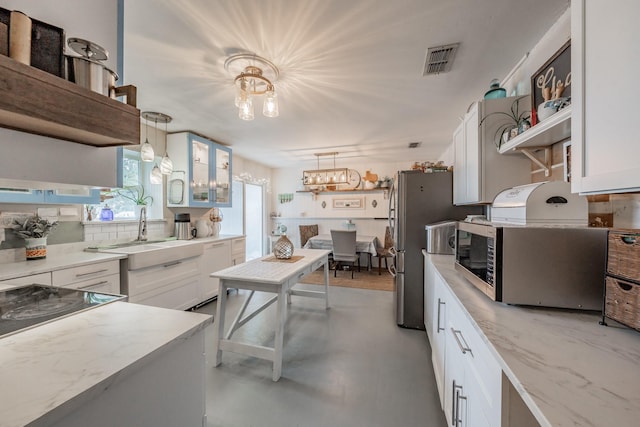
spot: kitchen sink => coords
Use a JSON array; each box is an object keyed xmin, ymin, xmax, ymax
[{"xmin": 88, "ymin": 239, "xmax": 204, "ymax": 270}]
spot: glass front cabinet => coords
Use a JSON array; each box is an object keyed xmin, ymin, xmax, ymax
[{"xmin": 166, "ymin": 132, "xmax": 232, "ymax": 208}]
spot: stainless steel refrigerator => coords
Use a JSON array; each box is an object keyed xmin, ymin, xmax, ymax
[{"xmin": 389, "ymin": 170, "xmax": 482, "ymax": 329}]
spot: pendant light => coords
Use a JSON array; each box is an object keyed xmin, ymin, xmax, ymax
[
  {"xmin": 150, "ymin": 122, "xmax": 162, "ymax": 184},
  {"xmin": 140, "ymin": 115, "xmax": 154, "ymax": 162},
  {"xmin": 159, "ymin": 116, "xmax": 173, "ymax": 174}
]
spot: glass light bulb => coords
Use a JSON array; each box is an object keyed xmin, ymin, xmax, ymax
[
  {"xmin": 140, "ymin": 139, "xmax": 154, "ymax": 162},
  {"xmin": 239, "ymin": 97, "xmax": 254, "ymax": 121},
  {"xmin": 160, "ymin": 153, "xmax": 173, "ymax": 174},
  {"xmin": 235, "ymin": 78, "xmax": 248, "ymax": 107},
  {"xmin": 262, "ymin": 88, "xmax": 279, "ymax": 117},
  {"xmin": 150, "ymin": 164, "xmax": 162, "ymax": 184}
]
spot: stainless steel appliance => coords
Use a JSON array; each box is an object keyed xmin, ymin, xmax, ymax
[
  {"xmin": 174, "ymin": 213, "xmax": 194, "ymax": 240},
  {"xmin": 455, "ymin": 220, "xmax": 607, "ymax": 309},
  {"xmin": 425, "ymin": 221, "xmax": 457, "ymax": 255},
  {"xmin": 0, "ymin": 284, "xmax": 125, "ymax": 338},
  {"xmin": 389, "ymin": 170, "xmax": 482, "ymax": 329}
]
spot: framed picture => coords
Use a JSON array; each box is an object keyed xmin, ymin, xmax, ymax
[
  {"xmin": 332, "ymin": 197, "xmax": 363, "ymax": 209},
  {"xmin": 530, "ymin": 40, "xmax": 571, "ymax": 125}
]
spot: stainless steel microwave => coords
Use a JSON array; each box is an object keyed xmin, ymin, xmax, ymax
[{"xmin": 454, "ymin": 221, "xmax": 607, "ymax": 310}]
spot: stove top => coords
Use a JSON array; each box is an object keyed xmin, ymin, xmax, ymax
[{"xmin": 0, "ymin": 284, "xmax": 126, "ymax": 338}]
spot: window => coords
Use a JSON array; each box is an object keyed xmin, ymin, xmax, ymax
[{"xmin": 87, "ymin": 149, "xmax": 163, "ymax": 220}]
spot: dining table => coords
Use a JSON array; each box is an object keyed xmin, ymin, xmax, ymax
[
  {"xmin": 211, "ymin": 249, "xmax": 330, "ymax": 381},
  {"xmin": 302, "ymin": 233, "xmax": 380, "ymax": 270}
]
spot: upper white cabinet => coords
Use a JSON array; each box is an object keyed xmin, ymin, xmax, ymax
[
  {"xmin": 166, "ymin": 132, "xmax": 232, "ymax": 208},
  {"xmin": 571, "ymin": 0, "xmax": 640, "ymax": 194},
  {"xmin": 453, "ymin": 98, "xmax": 530, "ymax": 205}
]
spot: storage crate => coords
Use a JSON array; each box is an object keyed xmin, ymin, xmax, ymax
[
  {"xmin": 604, "ymin": 276, "xmax": 640, "ymax": 331},
  {"xmin": 607, "ymin": 230, "xmax": 640, "ymax": 282}
]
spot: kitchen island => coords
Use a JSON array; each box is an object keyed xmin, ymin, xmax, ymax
[
  {"xmin": 426, "ymin": 253, "xmax": 640, "ymax": 427},
  {"xmin": 0, "ymin": 301, "xmax": 212, "ymax": 427}
]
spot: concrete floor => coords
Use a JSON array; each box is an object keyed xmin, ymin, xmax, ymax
[{"xmin": 197, "ymin": 284, "xmax": 447, "ymax": 427}]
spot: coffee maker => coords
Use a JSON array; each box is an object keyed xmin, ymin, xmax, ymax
[{"xmin": 174, "ymin": 213, "xmax": 195, "ymax": 240}]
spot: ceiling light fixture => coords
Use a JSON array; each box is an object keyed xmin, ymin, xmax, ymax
[
  {"xmin": 142, "ymin": 111, "xmax": 173, "ymax": 175},
  {"xmin": 224, "ymin": 53, "xmax": 279, "ymax": 121},
  {"xmin": 302, "ymin": 152, "xmax": 348, "ymax": 186},
  {"xmin": 140, "ymin": 114, "xmax": 154, "ymax": 162}
]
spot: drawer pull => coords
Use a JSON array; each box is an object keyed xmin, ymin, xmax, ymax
[
  {"xmin": 75, "ymin": 268, "xmax": 108, "ymax": 278},
  {"xmin": 163, "ymin": 261, "xmax": 182, "ymax": 268},
  {"xmin": 620, "ymin": 235, "xmax": 637, "ymax": 244},
  {"xmin": 437, "ymin": 299, "xmax": 445, "ymax": 332},
  {"xmin": 207, "ymin": 243, "xmax": 225, "ymax": 248},
  {"xmin": 78, "ymin": 280, "xmax": 109, "ymax": 290},
  {"xmin": 451, "ymin": 328, "xmax": 473, "ymax": 355},
  {"xmin": 615, "ymin": 280, "xmax": 634, "ymax": 292}
]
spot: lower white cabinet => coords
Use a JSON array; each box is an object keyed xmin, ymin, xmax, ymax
[
  {"xmin": 52, "ymin": 260, "xmax": 120, "ymax": 294},
  {"xmin": 126, "ymin": 257, "xmax": 200, "ymax": 310},
  {"xmin": 199, "ymin": 240, "xmax": 232, "ymax": 302},
  {"xmin": 0, "ymin": 272, "xmax": 52, "ymax": 290},
  {"xmin": 231, "ymin": 237, "xmax": 246, "ymax": 265},
  {"xmin": 425, "ymin": 255, "xmax": 502, "ymax": 427}
]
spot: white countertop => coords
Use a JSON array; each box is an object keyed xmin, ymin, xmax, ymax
[
  {"xmin": 428, "ymin": 253, "xmax": 640, "ymax": 427},
  {"xmin": 0, "ymin": 301, "xmax": 212, "ymax": 427}
]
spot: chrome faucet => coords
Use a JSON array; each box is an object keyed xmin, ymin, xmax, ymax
[{"xmin": 136, "ymin": 205, "xmax": 148, "ymax": 241}]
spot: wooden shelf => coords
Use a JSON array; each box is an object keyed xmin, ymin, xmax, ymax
[
  {"xmin": 0, "ymin": 54, "xmax": 140, "ymax": 147},
  {"xmin": 296, "ymin": 188, "xmax": 389, "ymax": 194},
  {"xmin": 498, "ymin": 106, "xmax": 571, "ymax": 154}
]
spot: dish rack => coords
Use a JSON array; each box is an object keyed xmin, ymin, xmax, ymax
[{"xmin": 602, "ymin": 229, "xmax": 640, "ymax": 332}]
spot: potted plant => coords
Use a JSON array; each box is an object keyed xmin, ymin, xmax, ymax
[
  {"xmin": 11, "ymin": 215, "xmax": 58, "ymax": 260},
  {"xmin": 479, "ymin": 95, "xmax": 530, "ymax": 149},
  {"xmin": 113, "ymin": 185, "xmax": 153, "ymax": 218}
]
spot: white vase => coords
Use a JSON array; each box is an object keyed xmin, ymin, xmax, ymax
[
  {"xmin": 24, "ymin": 237, "xmax": 47, "ymax": 260},
  {"xmin": 135, "ymin": 205, "xmax": 146, "ymax": 219}
]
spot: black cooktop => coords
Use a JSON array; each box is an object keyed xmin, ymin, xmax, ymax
[{"xmin": 0, "ymin": 284, "xmax": 125, "ymax": 338}]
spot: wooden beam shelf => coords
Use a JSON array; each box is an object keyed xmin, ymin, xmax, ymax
[{"xmin": 0, "ymin": 54, "xmax": 140, "ymax": 147}]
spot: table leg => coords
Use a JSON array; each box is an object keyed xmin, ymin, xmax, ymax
[
  {"xmin": 324, "ymin": 260, "xmax": 330, "ymax": 309},
  {"xmin": 213, "ymin": 281, "xmax": 227, "ymax": 367},
  {"xmin": 273, "ymin": 285, "xmax": 287, "ymax": 381}
]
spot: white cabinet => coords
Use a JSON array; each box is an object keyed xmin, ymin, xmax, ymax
[
  {"xmin": 126, "ymin": 257, "xmax": 200, "ymax": 310},
  {"xmin": 199, "ymin": 240, "xmax": 232, "ymax": 302},
  {"xmin": 0, "ymin": 272, "xmax": 52, "ymax": 290},
  {"xmin": 571, "ymin": 0, "xmax": 640, "ymax": 194},
  {"xmin": 453, "ymin": 98, "xmax": 530, "ymax": 205},
  {"xmin": 231, "ymin": 236, "xmax": 246, "ymax": 265},
  {"xmin": 425, "ymin": 254, "xmax": 502, "ymax": 427},
  {"xmin": 166, "ymin": 132, "xmax": 232, "ymax": 208},
  {"xmin": 52, "ymin": 260, "xmax": 120, "ymax": 294}
]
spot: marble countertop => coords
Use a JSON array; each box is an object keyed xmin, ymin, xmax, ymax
[
  {"xmin": 428, "ymin": 253, "xmax": 640, "ymax": 427},
  {"xmin": 0, "ymin": 251, "xmax": 127, "ymax": 282},
  {"xmin": 0, "ymin": 301, "xmax": 212, "ymax": 427}
]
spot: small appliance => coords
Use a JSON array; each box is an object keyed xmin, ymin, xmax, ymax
[
  {"xmin": 174, "ymin": 213, "xmax": 195, "ymax": 240},
  {"xmin": 425, "ymin": 221, "xmax": 457, "ymax": 255}
]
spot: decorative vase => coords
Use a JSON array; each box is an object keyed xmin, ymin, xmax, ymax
[
  {"xmin": 24, "ymin": 237, "xmax": 47, "ymax": 260},
  {"xmin": 273, "ymin": 234, "xmax": 294, "ymax": 259}
]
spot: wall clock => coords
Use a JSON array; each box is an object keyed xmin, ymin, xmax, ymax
[{"xmin": 346, "ymin": 169, "xmax": 361, "ymax": 190}]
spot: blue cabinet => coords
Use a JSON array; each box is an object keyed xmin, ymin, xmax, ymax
[
  {"xmin": 0, "ymin": 188, "xmax": 100, "ymax": 204},
  {"xmin": 166, "ymin": 132, "xmax": 232, "ymax": 208}
]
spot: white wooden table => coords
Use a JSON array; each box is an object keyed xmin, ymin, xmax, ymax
[
  {"xmin": 211, "ymin": 249, "xmax": 330, "ymax": 381},
  {"xmin": 303, "ymin": 234, "xmax": 380, "ymax": 270}
]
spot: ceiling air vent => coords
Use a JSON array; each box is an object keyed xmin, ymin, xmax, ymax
[
  {"xmin": 423, "ymin": 43, "xmax": 460, "ymax": 76},
  {"xmin": 408, "ymin": 142, "xmax": 422, "ymax": 149}
]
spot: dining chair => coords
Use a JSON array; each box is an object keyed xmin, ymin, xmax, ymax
[
  {"xmin": 299, "ymin": 224, "xmax": 319, "ymax": 248},
  {"xmin": 373, "ymin": 226, "xmax": 394, "ymax": 275},
  {"xmin": 330, "ymin": 229, "xmax": 360, "ymax": 278}
]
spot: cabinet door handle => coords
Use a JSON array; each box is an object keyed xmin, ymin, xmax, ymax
[
  {"xmin": 163, "ymin": 261, "xmax": 182, "ymax": 268},
  {"xmin": 455, "ymin": 385, "xmax": 466, "ymax": 427},
  {"xmin": 437, "ymin": 299, "xmax": 445, "ymax": 332},
  {"xmin": 207, "ymin": 243, "xmax": 225, "ymax": 248},
  {"xmin": 75, "ymin": 268, "xmax": 108, "ymax": 278},
  {"xmin": 452, "ymin": 381, "xmax": 463, "ymax": 426},
  {"xmin": 78, "ymin": 280, "xmax": 109, "ymax": 290},
  {"xmin": 451, "ymin": 328, "xmax": 473, "ymax": 355}
]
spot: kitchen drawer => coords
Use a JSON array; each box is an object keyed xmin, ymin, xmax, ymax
[
  {"xmin": 129, "ymin": 274, "xmax": 200, "ymax": 311},
  {"xmin": 60, "ymin": 273, "xmax": 120, "ymax": 294},
  {"xmin": 52, "ymin": 260, "xmax": 120, "ymax": 287},
  {"xmin": 607, "ymin": 230, "xmax": 640, "ymax": 282},
  {"xmin": 127, "ymin": 258, "xmax": 199, "ymax": 298},
  {"xmin": 0, "ymin": 272, "xmax": 52, "ymax": 288},
  {"xmin": 605, "ymin": 276, "xmax": 640, "ymax": 331},
  {"xmin": 231, "ymin": 237, "xmax": 246, "ymax": 256}
]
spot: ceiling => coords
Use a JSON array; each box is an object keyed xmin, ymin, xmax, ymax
[{"xmin": 122, "ymin": 0, "xmax": 569, "ymax": 169}]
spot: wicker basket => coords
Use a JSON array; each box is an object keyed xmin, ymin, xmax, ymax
[
  {"xmin": 607, "ymin": 230, "xmax": 640, "ymax": 282},
  {"xmin": 604, "ymin": 276, "xmax": 640, "ymax": 331}
]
